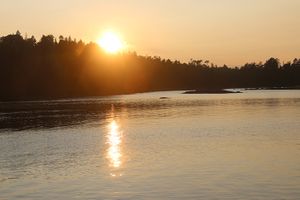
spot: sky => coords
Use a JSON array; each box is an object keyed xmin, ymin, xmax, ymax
[{"xmin": 1, "ymin": 0, "xmax": 299, "ymax": 66}]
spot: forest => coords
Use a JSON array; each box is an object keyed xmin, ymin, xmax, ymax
[{"xmin": 0, "ymin": 32, "xmax": 299, "ymax": 101}]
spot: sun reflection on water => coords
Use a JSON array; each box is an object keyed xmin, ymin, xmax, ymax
[
  {"xmin": 107, "ymin": 120, "xmax": 122, "ymax": 168},
  {"xmin": 106, "ymin": 114, "xmax": 124, "ymax": 177}
]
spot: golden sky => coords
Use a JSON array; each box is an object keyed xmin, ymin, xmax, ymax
[{"xmin": 1, "ymin": 0, "xmax": 299, "ymax": 66}]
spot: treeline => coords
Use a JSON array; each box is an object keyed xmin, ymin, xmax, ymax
[{"xmin": 0, "ymin": 31, "xmax": 299, "ymax": 101}]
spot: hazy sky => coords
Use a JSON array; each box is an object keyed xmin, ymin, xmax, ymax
[{"xmin": 1, "ymin": 0, "xmax": 299, "ymax": 66}]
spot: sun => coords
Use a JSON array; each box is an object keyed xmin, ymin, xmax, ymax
[{"xmin": 97, "ymin": 31, "xmax": 124, "ymax": 54}]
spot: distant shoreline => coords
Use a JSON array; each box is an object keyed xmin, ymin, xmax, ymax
[
  {"xmin": 182, "ymin": 86, "xmax": 300, "ymax": 94},
  {"xmin": 245, "ymin": 86, "xmax": 300, "ymax": 90},
  {"xmin": 1, "ymin": 87, "xmax": 300, "ymax": 102},
  {"xmin": 183, "ymin": 89, "xmax": 241, "ymax": 94}
]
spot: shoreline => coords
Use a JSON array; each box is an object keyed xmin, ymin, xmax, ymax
[
  {"xmin": 1, "ymin": 87, "xmax": 300, "ymax": 102},
  {"xmin": 183, "ymin": 89, "xmax": 241, "ymax": 94},
  {"xmin": 245, "ymin": 86, "xmax": 300, "ymax": 90}
]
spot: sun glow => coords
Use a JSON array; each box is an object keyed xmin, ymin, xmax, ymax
[{"xmin": 97, "ymin": 31, "xmax": 124, "ymax": 53}]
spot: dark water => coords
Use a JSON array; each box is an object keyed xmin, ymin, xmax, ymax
[{"xmin": 0, "ymin": 90, "xmax": 300, "ymax": 199}]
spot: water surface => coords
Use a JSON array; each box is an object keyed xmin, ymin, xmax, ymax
[{"xmin": 0, "ymin": 90, "xmax": 300, "ymax": 199}]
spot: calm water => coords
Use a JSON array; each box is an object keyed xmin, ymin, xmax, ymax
[{"xmin": 0, "ymin": 90, "xmax": 300, "ymax": 200}]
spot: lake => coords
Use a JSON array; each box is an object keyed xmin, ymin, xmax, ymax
[{"xmin": 0, "ymin": 90, "xmax": 300, "ymax": 200}]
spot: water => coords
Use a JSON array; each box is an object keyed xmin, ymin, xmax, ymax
[{"xmin": 0, "ymin": 90, "xmax": 300, "ymax": 199}]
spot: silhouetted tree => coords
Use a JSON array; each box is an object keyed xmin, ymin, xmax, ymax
[{"xmin": 0, "ymin": 32, "xmax": 299, "ymax": 101}]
